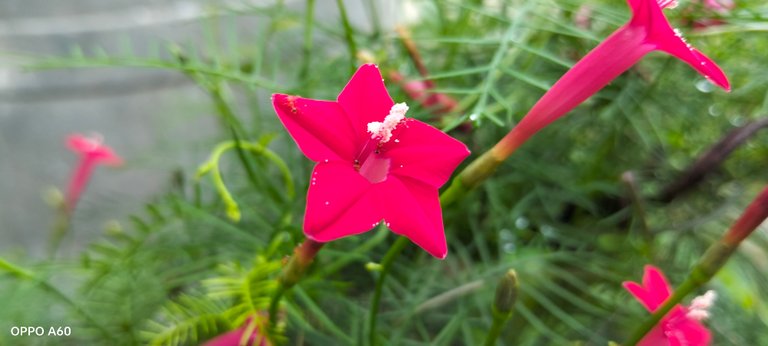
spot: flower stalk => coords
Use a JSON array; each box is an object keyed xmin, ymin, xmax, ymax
[
  {"xmin": 368, "ymin": 236, "xmax": 409, "ymax": 346},
  {"xmin": 626, "ymin": 187, "xmax": 768, "ymax": 345},
  {"xmin": 268, "ymin": 239, "xmax": 325, "ymax": 328},
  {"xmin": 484, "ymin": 270, "xmax": 519, "ymax": 346}
]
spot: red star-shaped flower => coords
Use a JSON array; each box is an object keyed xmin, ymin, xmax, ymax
[
  {"xmin": 624, "ymin": 265, "xmax": 713, "ymax": 346},
  {"xmin": 272, "ymin": 64, "xmax": 469, "ymax": 258}
]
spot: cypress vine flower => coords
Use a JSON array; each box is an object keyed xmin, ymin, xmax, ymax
[
  {"xmin": 623, "ymin": 265, "xmax": 714, "ymax": 346},
  {"xmin": 492, "ymin": 0, "xmax": 730, "ymax": 160},
  {"xmin": 64, "ymin": 133, "xmax": 122, "ymax": 213},
  {"xmin": 272, "ymin": 64, "xmax": 469, "ymax": 259}
]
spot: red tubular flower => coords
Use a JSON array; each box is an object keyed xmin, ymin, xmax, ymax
[
  {"xmin": 272, "ymin": 64, "xmax": 470, "ymax": 259},
  {"xmin": 492, "ymin": 0, "xmax": 730, "ymax": 159},
  {"xmin": 65, "ymin": 133, "xmax": 122, "ymax": 213},
  {"xmin": 623, "ymin": 265, "xmax": 713, "ymax": 346}
]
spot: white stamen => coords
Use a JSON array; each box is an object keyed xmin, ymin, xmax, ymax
[
  {"xmin": 687, "ymin": 290, "xmax": 717, "ymax": 321},
  {"xmin": 367, "ymin": 103, "xmax": 409, "ymax": 143}
]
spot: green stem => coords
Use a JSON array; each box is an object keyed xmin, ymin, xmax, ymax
[
  {"xmin": 368, "ymin": 236, "xmax": 409, "ymax": 346},
  {"xmin": 47, "ymin": 208, "xmax": 71, "ymax": 259},
  {"xmin": 621, "ymin": 171, "xmax": 652, "ymax": 255},
  {"xmin": 209, "ymin": 84, "xmax": 262, "ymax": 192},
  {"xmin": 268, "ymin": 285, "xmax": 287, "ymax": 327},
  {"xmin": 299, "ymin": 0, "xmax": 316, "ymax": 81},
  {"xmin": 483, "ymin": 312, "xmax": 511, "ymax": 346},
  {"xmin": 199, "ymin": 141, "xmax": 295, "ymax": 196},
  {"xmin": 0, "ymin": 258, "xmax": 34, "ymax": 279},
  {"xmin": 365, "ymin": 0, "xmax": 382, "ymax": 39},
  {"xmin": 196, "ymin": 140, "xmax": 295, "ymax": 222},
  {"xmin": 625, "ymin": 242, "xmax": 736, "ymax": 345},
  {"xmin": 335, "ymin": 0, "xmax": 358, "ymax": 74},
  {"xmin": 268, "ymin": 240, "xmax": 325, "ymax": 331}
]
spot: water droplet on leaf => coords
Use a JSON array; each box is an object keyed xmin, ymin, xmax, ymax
[
  {"xmin": 515, "ymin": 217, "xmax": 529, "ymax": 229},
  {"xmin": 695, "ymin": 79, "xmax": 715, "ymax": 93}
]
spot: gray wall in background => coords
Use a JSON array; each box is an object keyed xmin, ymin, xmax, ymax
[{"xmin": 0, "ymin": 0, "xmax": 398, "ymax": 257}]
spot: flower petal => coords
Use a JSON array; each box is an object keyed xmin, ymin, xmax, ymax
[
  {"xmin": 623, "ymin": 265, "xmax": 672, "ymax": 312},
  {"xmin": 67, "ymin": 134, "xmax": 99, "ymax": 153},
  {"xmin": 670, "ymin": 317, "xmax": 712, "ymax": 346},
  {"xmin": 303, "ymin": 161, "xmax": 382, "ymax": 241},
  {"xmin": 658, "ymin": 44, "xmax": 730, "ymax": 91},
  {"xmin": 630, "ymin": 0, "xmax": 730, "ymax": 90},
  {"xmin": 638, "ymin": 323, "xmax": 669, "ymax": 346},
  {"xmin": 337, "ymin": 64, "xmax": 395, "ymax": 142},
  {"xmin": 386, "ymin": 120, "xmax": 470, "ymax": 188},
  {"xmin": 642, "ymin": 265, "xmax": 672, "ymax": 312},
  {"xmin": 273, "ymin": 94, "xmax": 358, "ymax": 162},
  {"xmin": 66, "ymin": 134, "xmax": 123, "ymax": 166},
  {"xmin": 381, "ymin": 176, "xmax": 447, "ymax": 259}
]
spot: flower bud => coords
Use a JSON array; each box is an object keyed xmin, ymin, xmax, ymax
[{"xmin": 493, "ymin": 269, "xmax": 519, "ymax": 315}]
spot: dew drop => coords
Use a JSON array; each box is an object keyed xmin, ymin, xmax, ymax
[
  {"xmin": 399, "ymin": 164, "xmax": 404, "ymax": 168},
  {"xmin": 324, "ymin": 201, "xmax": 330, "ymax": 206},
  {"xmin": 515, "ymin": 217, "xmax": 530, "ymax": 229},
  {"xmin": 499, "ymin": 228, "xmax": 514, "ymax": 241},
  {"xmin": 695, "ymin": 79, "xmax": 715, "ymax": 93},
  {"xmin": 708, "ymin": 105, "xmax": 721, "ymax": 117},
  {"xmin": 729, "ymin": 116, "xmax": 745, "ymax": 127},
  {"xmin": 468, "ymin": 113, "xmax": 479, "ymax": 121},
  {"xmin": 541, "ymin": 225, "xmax": 556, "ymax": 238},
  {"xmin": 324, "ymin": 159, "xmax": 329, "ymax": 163},
  {"xmin": 700, "ymin": 61, "xmax": 706, "ymax": 66},
  {"xmin": 394, "ymin": 139, "xmax": 400, "ymax": 143}
]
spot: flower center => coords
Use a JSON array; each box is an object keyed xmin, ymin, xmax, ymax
[
  {"xmin": 358, "ymin": 152, "xmax": 390, "ymax": 184},
  {"xmin": 354, "ymin": 103, "xmax": 409, "ymax": 183}
]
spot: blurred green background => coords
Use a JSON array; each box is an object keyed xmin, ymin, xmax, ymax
[{"xmin": 1, "ymin": 0, "xmax": 767, "ymax": 344}]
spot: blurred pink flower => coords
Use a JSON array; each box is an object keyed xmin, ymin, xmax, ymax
[
  {"xmin": 272, "ymin": 64, "xmax": 469, "ymax": 259},
  {"xmin": 689, "ymin": 0, "xmax": 734, "ymax": 29},
  {"xmin": 623, "ymin": 265, "xmax": 712, "ymax": 346},
  {"xmin": 701, "ymin": 0, "xmax": 734, "ymax": 12},
  {"xmin": 203, "ymin": 317, "xmax": 271, "ymax": 346},
  {"xmin": 492, "ymin": 0, "xmax": 730, "ymax": 159},
  {"xmin": 64, "ymin": 133, "xmax": 122, "ymax": 213},
  {"xmin": 389, "ymin": 71, "xmax": 458, "ymax": 115}
]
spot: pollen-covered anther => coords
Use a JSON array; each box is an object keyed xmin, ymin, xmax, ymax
[
  {"xmin": 367, "ymin": 102, "xmax": 409, "ymax": 144},
  {"xmin": 686, "ymin": 290, "xmax": 717, "ymax": 321}
]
